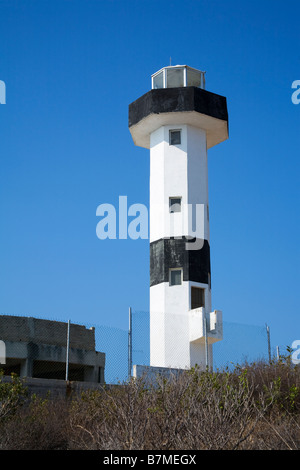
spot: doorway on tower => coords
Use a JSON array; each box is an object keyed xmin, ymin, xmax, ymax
[{"xmin": 191, "ymin": 287, "xmax": 205, "ymax": 309}]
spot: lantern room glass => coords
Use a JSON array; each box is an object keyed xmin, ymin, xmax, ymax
[
  {"xmin": 151, "ymin": 65, "xmax": 205, "ymax": 90},
  {"xmin": 187, "ymin": 68, "xmax": 202, "ymax": 87},
  {"xmin": 152, "ymin": 71, "xmax": 164, "ymax": 89},
  {"xmin": 166, "ymin": 67, "xmax": 184, "ymax": 88}
]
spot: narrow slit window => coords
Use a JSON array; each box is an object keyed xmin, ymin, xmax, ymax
[
  {"xmin": 169, "ymin": 197, "xmax": 182, "ymax": 213},
  {"xmin": 169, "ymin": 129, "xmax": 181, "ymax": 145},
  {"xmin": 191, "ymin": 287, "xmax": 205, "ymax": 309},
  {"xmin": 169, "ymin": 268, "xmax": 182, "ymax": 286}
]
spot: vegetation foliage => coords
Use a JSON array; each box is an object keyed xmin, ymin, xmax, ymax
[{"xmin": 0, "ymin": 355, "xmax": 299, "ymax": 450}]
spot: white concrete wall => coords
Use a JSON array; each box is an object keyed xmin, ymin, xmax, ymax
[
  {"xmin": 186, "ymin": 125, "xmax": 210, "ymax": 242},
  {"xmin": 150, "ymin": 281, "xmax": 191, "ymax": 369},
  {"xmin": 150, "ymin": 125, "xmax": 209, "ymax": 243},
  {"xmin": 150, "ymin": 125, "xmax": 188, "ymax": 242},
  {"xmin": 150, "ymin": 281, "xmax": 214, "ymax": 369},
  {"xmin": 149, "ymin": 124, "xmax": 215, "ymax": 370},
  {"xmin": 190, "ymin": 342, "xmax": 212, "ymax": 370}
]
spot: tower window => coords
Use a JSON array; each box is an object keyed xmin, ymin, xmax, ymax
[
  {"xmin": 169, "ymin": 129, "xmax": 181, "ymax": 145},
  {"xmin": 169, "ymin": 268, "xmax": 182, "ymax": 286},
  {"xmin": 191, "ymin": 287, "xmax": 205, "ymax": 309},
  {"xmin": 169, "ymin": 197, "xmax": 182, "ymax": 213}
]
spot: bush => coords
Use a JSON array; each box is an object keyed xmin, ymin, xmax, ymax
[
  {"xmin": 0, "ymin": 370, "xmax": 27, "ymax": 421},
  {"xmin": 1, "ymin": 395, "xmax": 69, "ymax": 450},
  {"xmin": 0, "ymin": 360, "xmax": 299, "ymax": 450}
]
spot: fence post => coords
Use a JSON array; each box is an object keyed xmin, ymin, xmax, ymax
[
  {"xmin": 204, "ymin": 311, "xmax": 208, "ymax": 369},
  {"xmin": 65, "ymin": 319, "xmax": 70, "ymax": 381},
  {"xmin": 266, "ymin": 324, "xmax": 271, "ymax": 363},
  {"xmin": 128, "ymin": 307, "xmax": 132, "ymax": 379}
]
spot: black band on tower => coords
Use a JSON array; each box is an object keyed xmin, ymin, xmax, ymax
[
  {"xmin": 129, "ymin": 86, "xmax": 228, "ymax": 128},
  {"xmin": 150, "ymin": 237, "xmax": 211, "ymax": 287}
]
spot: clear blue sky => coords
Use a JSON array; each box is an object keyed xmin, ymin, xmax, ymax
[{"xmin": 0, "ymin": 0, "xmax": 299, "ymax": 356}]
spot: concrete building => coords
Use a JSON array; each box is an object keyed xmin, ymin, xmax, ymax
[
  {"xmin": 0, "ymin": 315, "xmax": 105, "ymax": 383},
  {"xmin": 129, "ymin": 65, "xmax": 228, "ymax": 371}
]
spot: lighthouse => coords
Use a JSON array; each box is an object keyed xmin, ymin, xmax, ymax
[{"xmin": 129, "ymin": 65, "xmax": 228, "ymax": 371}]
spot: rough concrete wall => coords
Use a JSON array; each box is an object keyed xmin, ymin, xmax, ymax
[
  {"xmin": 3, "ymin": 376, "xmax": 107, "ymax": 397},
  {"xmin": 0, "ymin": 316, "xmax": 95, "ymax": 351}
]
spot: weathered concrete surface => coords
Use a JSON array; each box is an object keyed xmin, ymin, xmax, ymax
[
  {"xmin": 0, "ymin": 315, "xmax": 105, "ymax": 384},
  {"xmin": 2, "ymin": 375, "xmax": 109, "ymax": 398},
  {"xmin": 132, "ymin": 364, "xmax": 187, "ymax": 382},
  {"xmin": 0, "ymin": 315, "xmax": 95, "ymax": 350}
]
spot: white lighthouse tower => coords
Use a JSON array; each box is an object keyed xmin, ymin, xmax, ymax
[{"xmin": 129, "ymin": 65, "xmax": 228, "ymax": 371}]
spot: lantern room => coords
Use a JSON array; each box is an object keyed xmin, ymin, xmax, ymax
[{"xmin": 151, "ymin": 65, "xmax": 206, "ymax": 90}]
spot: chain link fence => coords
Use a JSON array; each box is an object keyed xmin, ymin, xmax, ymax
[
  {"xmin": 0, "ymin": 311, "xmax": 284, "ymax": 386},
  {"xmin": 130, "ymin": 310, "xmax": 270, "ymax": 375}
]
